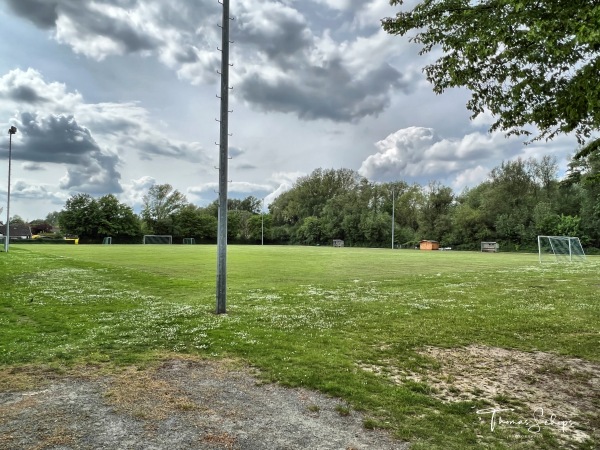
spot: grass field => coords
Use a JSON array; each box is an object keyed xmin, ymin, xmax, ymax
[{"xmin": 1, "ymin": 245, "xmax": 599, "ymax": 449}]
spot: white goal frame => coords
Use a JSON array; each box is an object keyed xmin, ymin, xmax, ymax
[
  {"xmin": 143, "ymin": 235, "xmax": 173, "ymax": 244},
  {"xmin": 183, "ymin": 238, "xmax": 196, "ymax": 245},
  {"xmin": 537, "ymin": 236, "xmax": 586, "ymax": 263},
  {"xmin": 102, "ymin": 237, "xmax": 112, "ymax": 245}
]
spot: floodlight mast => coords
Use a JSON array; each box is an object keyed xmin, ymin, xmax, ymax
[
  {"xmin": 391, "ymin": 188, "xmax": 395, "ymax": 249},
  {"xmin": 216, "ymin": 0, "xmax": 231, "ymax": 314},
  {"xmin": 4, "ymin": 126, "xmax": 17, "ymax": 253}
]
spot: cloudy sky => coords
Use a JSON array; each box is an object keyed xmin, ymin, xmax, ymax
[{"xmin": 0, "ymin": 0, "xmax": 579, "ymax": 222}]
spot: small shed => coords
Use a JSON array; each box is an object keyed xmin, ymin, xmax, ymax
[
  {"xmin": 481, "ymin": 242, "xmax": 500, "ymax": 252},
  {"xmin": 333, "ymin": 239, "xmax": 344, "ymax": 248},
  {"xmin": 419, "ymin": 240, "xmax": 439, "ymax": 251}
]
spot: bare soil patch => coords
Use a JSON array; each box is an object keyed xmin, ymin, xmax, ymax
[
  {"xmin": 361, "ymin": 344, "xmax": 600, "ymax": 448},
  {"xmin": 0, "ymin": 357, "xmax": 407, "ymax": 450}
]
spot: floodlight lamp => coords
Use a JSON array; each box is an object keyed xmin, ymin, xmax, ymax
[{"xmin": 8, "ymin": 126, "xmax": 17, "ymax": 135}]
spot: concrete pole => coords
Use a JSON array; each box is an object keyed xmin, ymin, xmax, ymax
[
  {"xmin": 391, "ymin": 188, "xmax": 395, "ymax": 250},
  {"xmin": 216, "ymin": 0, "xmax": 231, "ymax": 314}
]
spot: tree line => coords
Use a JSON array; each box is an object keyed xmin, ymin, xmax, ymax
[
  {"xmin": 18, "ymin": 148, "xmax": 600, "ymax": 251},
  {"xmin": 266, "ymin": 154, "xmax": 599, "ymax": 251}
]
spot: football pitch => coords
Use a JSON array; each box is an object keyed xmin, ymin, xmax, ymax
[{"xmin": 1, "ymin": 245, "xmax": 599, "ymax": 449}]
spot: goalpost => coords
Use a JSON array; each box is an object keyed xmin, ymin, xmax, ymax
[
  {"xmin": 537, "ymin": 236, "xmax": 586, "ymax": 263},
  {"xmin": 102, "ymin": 237, "xmax": 112, "ymax": 245},
  {"xmin": 183, "ymin": 238, "xmax": 195, "ymax": 245},
  {"xmin": 143, "ymin": 235, "xmax": 172, "ymax": 244}
]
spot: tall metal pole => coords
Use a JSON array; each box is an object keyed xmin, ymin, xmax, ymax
[
  {"xmin": 5, "ymin": 126, "xmax": 16, "ymax": 253},
  {"xmin": 261, "ymin": 198, "xmax": 264, "ymax": 246},
  {"xmin": 216, "ymin": 0, "xmax": 231, "ymax": 314},
  {"xmin": 391, "ymin": 188, "xmax": 395, "ymax": 250}
]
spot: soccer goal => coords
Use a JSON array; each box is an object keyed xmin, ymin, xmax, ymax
[
  {"xmin": 102, "ymin": 237, "xmax": 112, "ymax": 245},
  {"xmin": 143, "ymin": 235, "xmax": 173, "ymax": 244},
  {"xmin": 183, "ymin": 238, "xmax": 195, "ymax": 245},
  {"xmin": 538, "ymin": 236, "xmax": 586, "ymax": 263}
]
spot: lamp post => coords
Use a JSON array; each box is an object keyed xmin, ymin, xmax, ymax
[
  {"xmin": 5, "ymin": 126, "xmax": 17, "ymax": 253},
  {"xmin": 261, "ymin": 198, "xmax": 264, "ymax": 246}
]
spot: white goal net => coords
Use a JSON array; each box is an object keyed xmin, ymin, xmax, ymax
[
  {"xmin": 102, "ymin": 237, "xmax": 112, "ymax": 245},
  {"xmin": 143, "ymin": 235, "xmax": 173, "ymax": 244},
  {"xmin": 538, "ymin": 236, "xmax": 586, "ymax": 263},
  {"xmin": 183, "ymin": 238, "xmax": 195, "ymax": 245}
]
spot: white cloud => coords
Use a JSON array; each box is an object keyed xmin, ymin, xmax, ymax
[
  {"xmin": 119, "ymin": 176, "xmax": 156, "ymax": 211},
  {"xmin": 359, "ymin": 126, "xmax": 521, "ymax": 185}
]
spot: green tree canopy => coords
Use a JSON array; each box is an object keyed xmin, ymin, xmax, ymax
[
  {"xmin": 96, "ymin": 194, "xmax": 141, "ymax": 237},
  {"xmin": 383, "ymin": 1, "xmax": 600, "ymax": 145},
  {"xmin": 59, "ymin": 193, "xmax": 141, "ymax": 239},
  {"xmin": 141, "ymin": 183, "xmax": 187, "ymax": 234},
  {"xmin": 59, "ymin": 194, "xmax": 101, "ymax": 237},
  {"xmin": 9, "ymin": 215, "xmax": 25, "ymax": 224}
]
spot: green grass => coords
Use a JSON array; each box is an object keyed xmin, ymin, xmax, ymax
[{"xmin": 1, "ymin": 244, "xmax": 599, "ymax": 449}]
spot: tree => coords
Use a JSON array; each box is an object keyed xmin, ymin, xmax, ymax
[
  {"xmin": 96, "ymin": 194, "xmax": 141, "ymax": 237},
  {"xmin": 270, "ymin": 168, "xmax": 362, "ymax": 226},
  {"xmin": 141, "ymin": 184, "xmax": 187, "ymax": 234},
  {"xmin": 383, "ymin": 1, "xmax": 600, "ymax": 146},
  {"xmin": 297, "ymin": 216, "xmax": 322, "ymax": 245},
  {"xmin": 59, "ymin": 193, "xmax": 141, "ymax": 239},
  {"xmin": 228, "ymin": 196, "xmax": 262, "ymax": 214},
  {"xmin": 172, "ymin": 204, "xmax": 218, "ymax": 240},
  {"xmin": 565, "ymin": 144, "xmax": 600, "ymax": 245},
  {"xmin": 248, "ymin": 213, "xmax": 271, "ymax": 242},
  {"xmin": 29, "ymin": 220, "xmax": 53, "ymax": 235},
  {"xmin": 59, "ymin": 194, "xmax": 100, "ymax": 237},
  {"xmin": 45, "ymin": 211, "xmax": 62, "ymax": 227},
  {"xmin": 418, "ymin": 182, "xmax": 454, "ymax": 242}
]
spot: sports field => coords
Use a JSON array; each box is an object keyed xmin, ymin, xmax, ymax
[{"xmin": 1, "ymin": 245, "xmax": 599, "ymax": 449}]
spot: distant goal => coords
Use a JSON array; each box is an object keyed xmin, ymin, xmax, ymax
[
  {"xmin": 102, "ymin": 237, "xmax": 112, "ymax": 245},
  {"xmin": 183, "ymin": 238, "xmax": 196, "ymax": 245},
  {"xmin": 538, "ymin": 236, "xmax": 586, "ymax": 263},
  {"xmin": 143, "ymin": 235, "xmax": 172, "ymax": 245}
]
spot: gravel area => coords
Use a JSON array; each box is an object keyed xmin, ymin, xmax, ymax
[{"xmin": 0, "ymin": 357, "xmax": 408, "ymax": 450}]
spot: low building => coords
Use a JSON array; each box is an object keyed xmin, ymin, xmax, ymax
[
  {"xmin": 0, "ymin": 223, "xmax": 33, "ymax": 240},
  {"xmin": 419, "ymin": 240, "xmax": 439, "ymax": 251}
]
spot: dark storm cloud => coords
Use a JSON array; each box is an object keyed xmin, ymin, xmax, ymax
[
  {"xmin": 13, "ymin": 112, "xmax": 123, "ymax": 194},
  {"xmin": 173, "ymin": 47, "xmax": 199, "ymax": 64},
  {"xmin": 235, "ymin": 4, "xmax": 313, "ymax": 59},
  {"xmin": 56, "ymin": 2, "xmax": 159, "ymax": 55},
  {"xmin": 59, "ymin": 151, "xmax": 122, "ymax": 194},
  {"xmin": 17, "ymin": 112, "xmax": 101, "ymax": 164},
  {"xmin": 6, "ymin": 0, "xmax": 159, "ymax": 55},
  {"xmin": 21, "ymin": 162, "xmax": 46, "ymax": 171},
  {"xmin": 5, "ymin": 0, "xmax": 409, "ymax": 122},
  {"xmin": 9, "ymin": 85, "xmax": 48, "ymax": 104},
  {"xmin": 239, "ymin": 60, "xmax": 406, "ymax": 122},
  {"xmin": 230, "ymin": 2, "xmax": 410, "ymax": 122},
  {"xmin": 5, "ymin": 0, "xmax": 60, "ymax": 29}
]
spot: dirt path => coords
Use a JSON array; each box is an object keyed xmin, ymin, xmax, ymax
[{"xmin": 0, "ymin": 357, "xmax": 407, "ymax": 450}]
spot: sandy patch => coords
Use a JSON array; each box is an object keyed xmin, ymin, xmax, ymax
[{"xmin": 361, "ymin": 344, "xmax": 599, "ymax": 447}]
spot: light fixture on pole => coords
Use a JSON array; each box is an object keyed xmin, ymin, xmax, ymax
[{"xmin": 4, "ymin": 126, "xmax": 17, "ymax": 253}]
